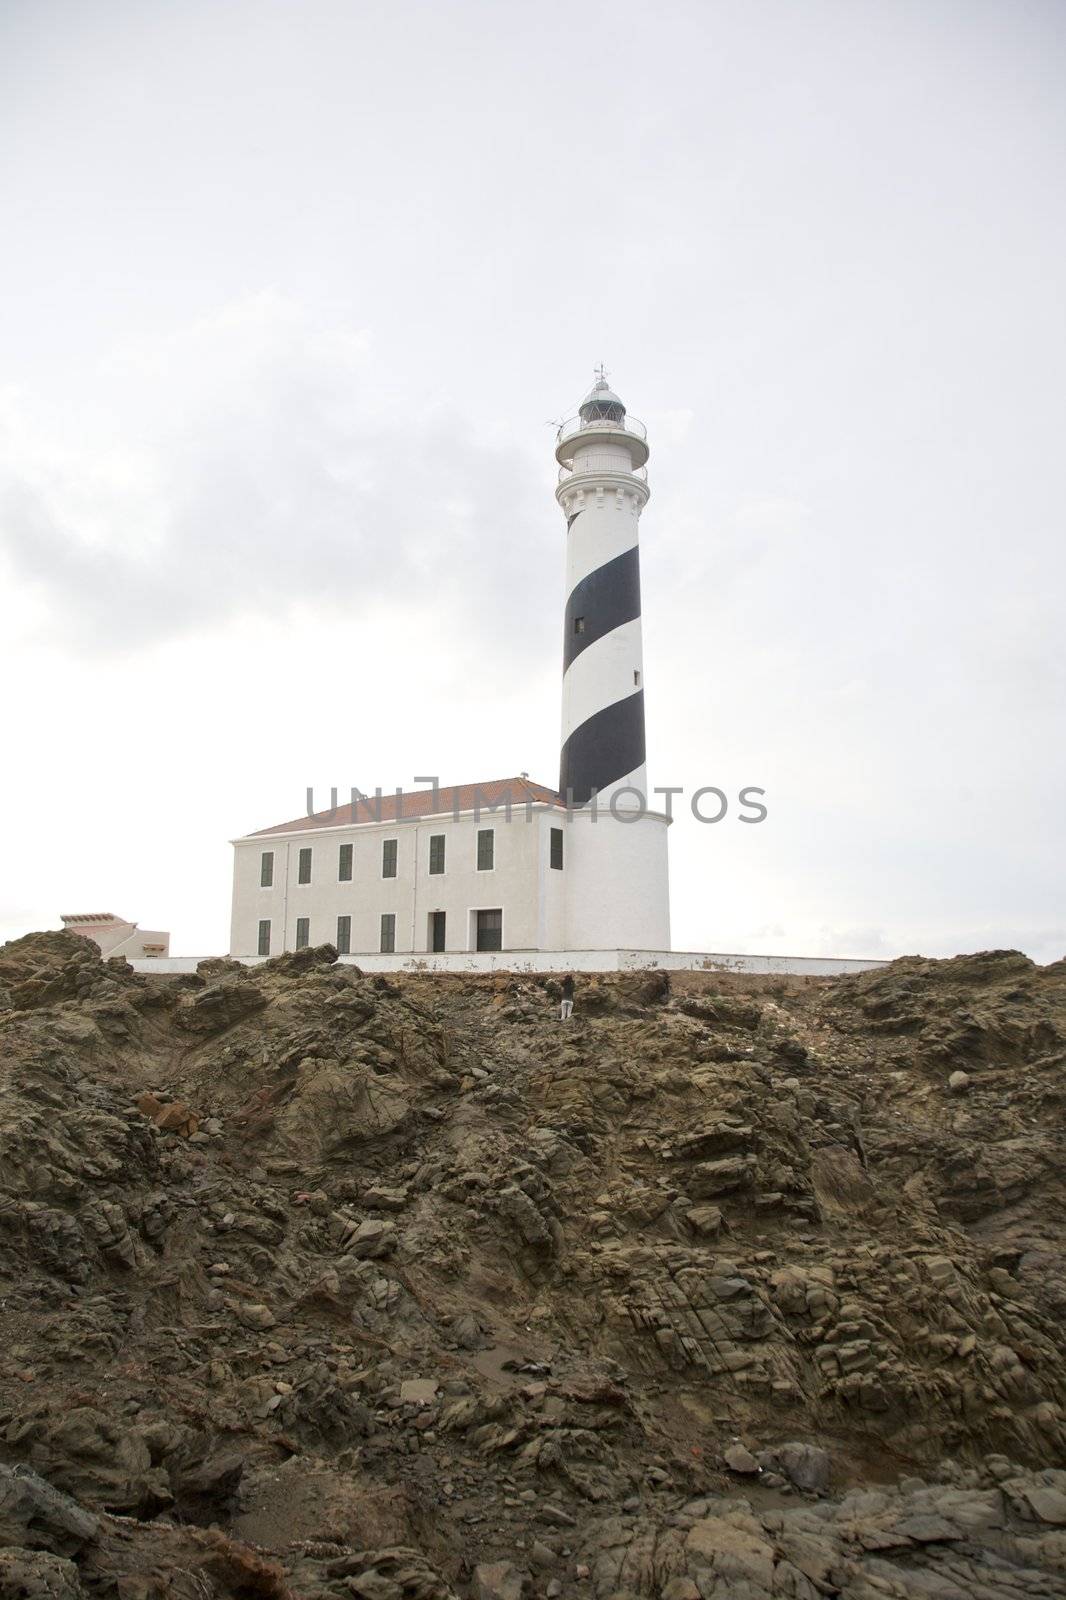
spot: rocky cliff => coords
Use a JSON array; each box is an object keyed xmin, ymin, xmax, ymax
[{"xmin": 0, "ymin": 931, "xmax": 1063, "ymax": 1599}]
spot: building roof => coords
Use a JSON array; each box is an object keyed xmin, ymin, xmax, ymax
[
  {"xmin": 61, "ymin": 913, "xmax": 133, "ymax": 927},
  {"xmin": 245, "ymin": 776, "xmax": 564, "ymax": 839},
  {"xmin": 581, "ymin": 376, "xmax": 625, "ymax": 410}
]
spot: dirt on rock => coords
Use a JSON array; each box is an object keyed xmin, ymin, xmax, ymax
[{"xmin": 0, "ymin": 929, "xmax": 1064, "ymax": 1598}]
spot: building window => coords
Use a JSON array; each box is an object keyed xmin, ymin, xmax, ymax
[
  {"xmin": 428, "ymin": 833, "xmax": 445, "ymax": 875},
  {"xmin": 260, "ymin": 851, "xmax": 274, "ymax": 888},
  {"xmin": 429, "ymin": 910, "xmax": 446, "ymax": 952},
  {"xmin": 295, "ymin": 917, "xmax": 310, "ymax": 949},
  {"xmin": 336, "ymin": 915, "xmax": 351, "ymax": 955},
  {"xmin": 380, "ymin": 913, "xmax": 396, "ymax": 954},
  {"xmin": 550, "ymin": 826, "xmax": 564, "ymax": 870},
  {"xmin": 298, "ymin": 847, "xmax": 312, "ymax": 885},
  {"xmin": 382, "ymin": 838, "xmax": 398, "ymax": 878},
  {"xmin": 574, "ymin": 616, "xmax": 585, "ymax": 635},
  {"xmin": 338, "ymin": 843, "xmax": 353, "ymax": 882},
  {"xmin": 476, "ymin": 828, "xmax": 494, "ymax": 871},
  {"xmin": 257, "ymin": 919, "xmax": 271, "ymax": 956},
  {"xmin": 476, "ymin": 908, "xmax": 502, "ymax": 952},
  {"xmin": 633, "ymin": 669, "xmax": 641, "ymax": 687}
]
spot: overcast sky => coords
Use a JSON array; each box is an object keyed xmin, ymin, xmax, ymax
[{"xmin": 1, "ymin": 0, "xmax": 1063, "ymax": 963}]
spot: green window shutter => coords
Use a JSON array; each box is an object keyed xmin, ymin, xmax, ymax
[
  {"xmin": 338, "ymin": 843, "xmax": 353, "ymax": 882},
  {"xmin": 257, "ymin": 919, "xmax": 271, "ymax": 956},
  {"xmin": 260, "ymin": 851, "xmax": 274, "ymax": 887},
  {"xmin": 296, "ymin": 917, "xmax": 310, "ymax": 949},
  {"xmin": 382, "ymin": 839, "xmax": 398, "ymax": 878},
  {"xmin": 429, "ymin": 834, "xmax": 445, "ymax": 874},
  {"xmin": 336, "ymin": 915, "xmax": 351, "ymax": 955},
  {"xmin": 476, "ymin": 828, "xmax": 494, "ymax": 871},
  {"xmin": 298, "ymin": 848, "xmax": 312, "ymax": 884}
]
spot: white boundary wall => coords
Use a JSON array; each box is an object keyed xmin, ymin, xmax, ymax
[{"xmin": 128, "ymin": 949, "xmax": 888, "ymax": 977}]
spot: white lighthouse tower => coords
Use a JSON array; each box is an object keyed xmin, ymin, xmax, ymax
[{"xmin": 554, "ymin": 372, "xmax": 671, "ymax": 948}]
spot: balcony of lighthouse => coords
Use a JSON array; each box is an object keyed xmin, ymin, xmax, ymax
[{"xmin": 556, "ymin": 412, "xmax": 648, "ymax": 448}]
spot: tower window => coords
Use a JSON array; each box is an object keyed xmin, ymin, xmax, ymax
[
  {"xmin": 574, "ymin": 616, "xmax": 585, "ymax": 635},
  {"xmin": 380, "ymin": 913, "xmax": 396, "ymax": 954},
  {"xmin": 550, "ymin": 827, "xmax": 564, "ymax": 871},
  {"xmin": 476, "ymin": 828, "xmax": 494, "ymax": 871},
  {"xmin": 295, "ymin": 916, "xmax": 310, "ymax": 950},
  {"xmin": 634, "ymin": 670, "xmax": 641, "ymax": 687},
  {"xmin": 336, "ymin": 915, "xmax": 351, "ymax": 955},
  {"xmin": 260, "ymin": 851, "xmax": 274, "ymax": 888},
  {"xmin": 429, "ymin": 834, "xmax": 445, "ymax": 875},
  {"xmin": 382, "ymin": 838, "xmax": 398, "ymax": 878},
  {"xmin": 257, "ymin": 919, "xmax": 271, "ymax": 956},
  {"xmin": 298, "ymin": 847, "xmax": 312, "ymax": 885},
  {"xmin": 338, "ymin": 842, "xmax": 353, "ymax": 882}
]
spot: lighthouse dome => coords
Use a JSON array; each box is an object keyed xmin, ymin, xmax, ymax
[{"xmin": 579, "ymin": 378, "xmax": 626, "ymax": 426}]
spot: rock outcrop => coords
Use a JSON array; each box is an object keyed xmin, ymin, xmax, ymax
[{"xmin": 0, "ymin": 930, "xmax": 1062, "ymax": 1597}]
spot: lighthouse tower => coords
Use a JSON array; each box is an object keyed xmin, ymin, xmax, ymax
[
  {"xmin": 556, "ymin": 372, "xmax": 651, "ymax": 807},
  {"xmin": 553, "ymin": 372, "xmax": 671, "ymax": 950}
]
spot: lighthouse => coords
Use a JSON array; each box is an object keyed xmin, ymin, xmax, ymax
[
  {"xmin": 229, "ymin": 368, "xmax": 671, "ymax": 961},
  {"xmin": 551, "ymin": 372, "xmax": 671, "ymax": 951},
  {"xmin": 556, "ymin": 372, "xmax": 651, "ymax": 807}
]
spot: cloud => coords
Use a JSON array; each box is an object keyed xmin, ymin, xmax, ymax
[{"xmin": 0, "ymin": 293, "xmax": 555, "ymax": 659}]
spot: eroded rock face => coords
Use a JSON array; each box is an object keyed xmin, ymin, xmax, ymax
[
  {"xmin": 577, "ymin": 1468, "xmax": 1066, "ymax": 1598},
  {"xmin": 0, "ymin": 931, "xmax": 1062, "ymax": 1598},
  {"xmin": 0, "ymin": 1547, "xmax": 86, "ymax": 1600},
  {"xmin": 0, "ymin": 1463, "xmax": 100, "ymax": 1554}
]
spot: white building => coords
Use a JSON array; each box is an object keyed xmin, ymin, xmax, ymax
[
  {"xmin": 61, "ymin": 913, "xmax": 171, "ymax": 960},
  {"xmin": 229, "ymin": 375, "xmax": 671, "ymax": 959}
]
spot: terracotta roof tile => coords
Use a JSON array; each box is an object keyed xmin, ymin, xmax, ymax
[{"xmin": 245, "ymin": 776, "xmax": 563, "ymax": 839}]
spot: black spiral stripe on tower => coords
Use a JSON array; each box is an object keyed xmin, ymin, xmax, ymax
[
  {"xmin": 562, "ymin": 545, "xmax": 642, "ymax": 671},
  {"xmin": 560, "ymin": 690, "xmax": 646, "ymax": 808}
]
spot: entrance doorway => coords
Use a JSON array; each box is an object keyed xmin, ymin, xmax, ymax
[
  {"xmin": 429, "ymin": 911, "xmax": 446, "ymax": 952},
  {"xmin": 475, "ymin": 908, "xmax": 502, "ymax": 952}
]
